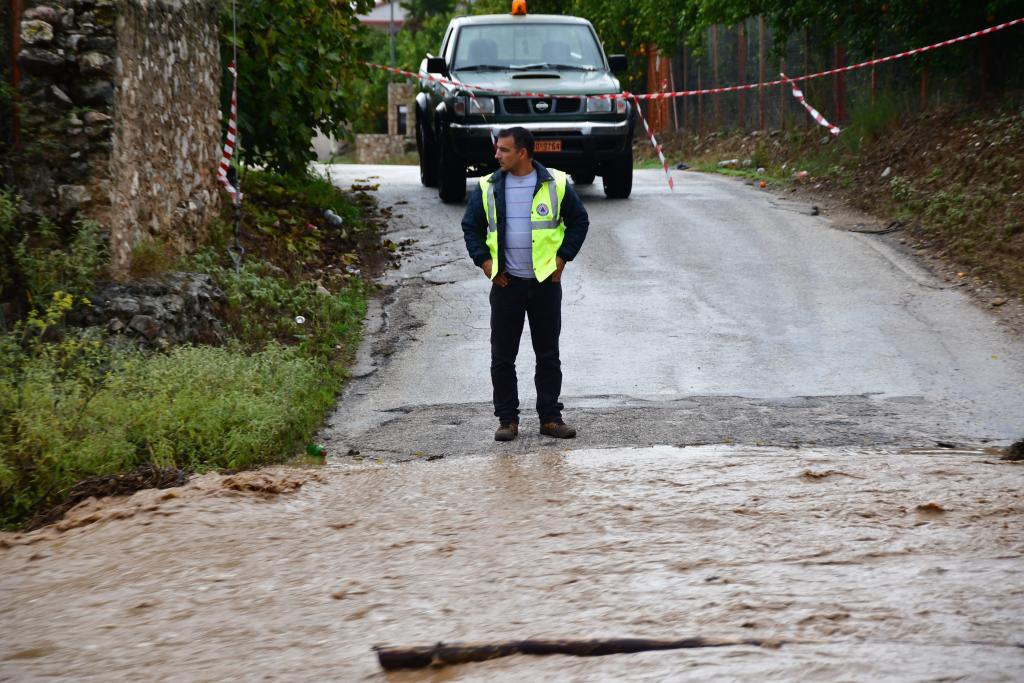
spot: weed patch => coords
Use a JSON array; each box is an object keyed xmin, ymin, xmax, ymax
[{"xmin": 0, "ymin": 170, "xmax": 386, "ymax": 528}]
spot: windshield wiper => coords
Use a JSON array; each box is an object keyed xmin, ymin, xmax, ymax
[
  {"xmin": 453, "ymin": 64, "xmax": 508, "ymax": 71},
  {"xmin": 509, "ymin": 63, "xmax": 598, "ymax": 71}
]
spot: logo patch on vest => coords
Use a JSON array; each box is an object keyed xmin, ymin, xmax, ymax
[{"xmin": 536, "ymin": 204, "xmax": 550, "ymax": 217}]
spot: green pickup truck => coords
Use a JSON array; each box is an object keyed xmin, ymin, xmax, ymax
[{"xmin": 415, "ymin": 12, "xmax": 634, "ymax": 202}]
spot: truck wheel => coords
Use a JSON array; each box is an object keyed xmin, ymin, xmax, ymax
[
  {"xmin": 602, "ymin": 148, "xmax": 633, "ymax": 199},
  {"xmin": 417, "ymin": 120, "xmax": 437, "ymax": 187},
  {"xmin": 571, "ymin": 171, "xmax": 596, "ymax": 186},
  {"xmin": 437, "ymin": 141, "xmax": 466, "ymax": 203}
]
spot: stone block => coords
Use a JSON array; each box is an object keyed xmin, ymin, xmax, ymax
[
  {"xmin": 83, "ymin": 35, "xmax": 115, "ymax": 52},
  {"xmin": 24, "ymin": 5, "xmax": 63, "ymax": 24},
  {"xmin": 17, "ymin": 47, "xmax": 65, "ymax": 77},
  {"xmin": 50, "ymin": 85, "xmax": 75, "ymax": 109},
  {"xmin": 78, "ymin": 51, "xmax": 114, "ymax": 76},
  {"xmin": 73, "ymin": 79, "xmax": 114, "ymax": 106},
  {"xmin": 58, "ymin": 185, "xmax": 92, "ymax": 212},
  {"xmin": 83, "ymin": 111, "xmax": 112, "ymax": 125},
  {"xmin": 21, "ymin": 19, "xmax": 55, "ymax": 45}
]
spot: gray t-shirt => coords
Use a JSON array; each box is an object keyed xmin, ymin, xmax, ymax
[{"xmin": 503, "ymin": 170, "xmax": 537, "ymax": 278}]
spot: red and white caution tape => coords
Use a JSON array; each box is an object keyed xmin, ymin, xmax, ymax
[
  {"xmin": 781, "ymin": 72, "xmax": 840, "ymax": 135},
  {"xmin": 217, "ymin": 61, "xmax": 242, "ymax": 204},
  {"xmin": 357, "ymin": 17, "xmax": 1021, "ymax": 193},
  {"xmin": 629, "ymin": 93, "xmax": 674, "ymax": 190},
  {"xmin": 363, "ymin": 17, "xmax": 1022, "ymax": 102},
  {"xmin": 628, "ymin": 16, "xmax": 1024, "ymax": 100}
]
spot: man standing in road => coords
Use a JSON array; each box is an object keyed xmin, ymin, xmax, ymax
[{"xmin": 462, "ymin": 126, "xmax": 590, "ymax": 442}]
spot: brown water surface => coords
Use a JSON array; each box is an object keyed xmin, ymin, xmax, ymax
[{"xmin": 1, "ymin": 446, "xmax": 1022, "ymax": 681}]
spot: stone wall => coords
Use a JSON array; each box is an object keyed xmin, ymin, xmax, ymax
[
  {"xmin": 13, "ymin": 0, "xmax": 221, "ymax": 278},
  {"xmin": 386, "ymin": 81, "xmax": 414, "ymax": 137},
  {"xmin": 356, "ymin": 133, "xmax": 409, "ymax": 164},
  {"xmin": 355, "ymin": 82, "xmax": 416, "ymax": 163}
]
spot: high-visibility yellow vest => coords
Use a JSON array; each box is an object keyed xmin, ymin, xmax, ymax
[{"xmin": 480, "ymin": 168, "xmax": 568, "ymax": 282}]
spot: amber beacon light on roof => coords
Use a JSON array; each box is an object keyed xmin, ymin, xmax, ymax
[{"xmin": 511, "ymin": 0, "xmax": 527, "ymax": 16}]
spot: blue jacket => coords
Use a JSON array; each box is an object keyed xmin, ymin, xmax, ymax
[{"xmin": 461, "ymin": 160, "xmax": 590, "ymax": 274}]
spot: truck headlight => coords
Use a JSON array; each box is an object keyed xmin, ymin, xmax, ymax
[
  {"xmin": 467, "ymin": 96, "xmax": 495, "ymax": 115},
  {"xmin": 586, "ymin": 96, "xmax": 612, "ymax": 113}
]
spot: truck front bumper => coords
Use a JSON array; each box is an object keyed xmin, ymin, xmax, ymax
[{"xmin": 448, "ymin": 119, "xmax": 633, "ymax": 174}]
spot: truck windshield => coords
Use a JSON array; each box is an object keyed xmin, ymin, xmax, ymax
[{"xmin": 452, "ymin": 24, "xmax": 605, "ymax": 71}]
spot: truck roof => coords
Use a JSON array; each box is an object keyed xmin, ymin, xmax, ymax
[{"xmin": 450, "ymin": 14, "xmax": 594, "ymax": 27}]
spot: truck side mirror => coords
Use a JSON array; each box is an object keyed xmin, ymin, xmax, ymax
[
  {"xmin": 608, "ymin": 54, "xmax": 627, "ymax": 72},
  {"xmin": 426, "ymin": 56, "xmax": 447, "ymax": 75}
]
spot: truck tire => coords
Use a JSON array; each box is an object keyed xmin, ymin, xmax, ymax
[
  {"xmin": 602, "ymin": 148, "xmax": 633, "ymax": 199},
  {"xmin": 417, "ymin": 119, "xmax": 437, "ymax": 187},
  {"xmin": 437, "ymin": 140, "xmax": 466, "ymax": 203},
  {"xmin": 571, "ymin": 171, "xmax": 596, "ymax": 186}
]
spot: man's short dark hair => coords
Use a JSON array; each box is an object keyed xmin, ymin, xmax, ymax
[{"xmin": 497, "ymin": 126, "xmax": 534, "ymax": 158}]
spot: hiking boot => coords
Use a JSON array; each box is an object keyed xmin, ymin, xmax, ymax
[
  {"xmin": 494, "ymin": 423, "xmax": 519, "ymax": 441},
  {"xmin": 539, "ymin": 421, "xmax": 577, "ymax": 439}
]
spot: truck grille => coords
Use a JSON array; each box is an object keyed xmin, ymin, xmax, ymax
[{"xmin": 501, "ymin": 97, "xmax": 583, "ymax": 114}]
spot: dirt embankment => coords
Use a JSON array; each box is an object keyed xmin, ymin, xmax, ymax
[{"xmin": 640, "ymin": 104, "xmax": 1024, "ymax": 333}]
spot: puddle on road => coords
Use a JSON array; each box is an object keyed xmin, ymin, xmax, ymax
[{"xmin": 2, "ymin": 446, "xmax": 1022, "ymax": 681}]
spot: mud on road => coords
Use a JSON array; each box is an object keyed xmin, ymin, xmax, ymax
[{"xmin": 1, "ymin": 446, "xmax": 1022, "ymax": 680}]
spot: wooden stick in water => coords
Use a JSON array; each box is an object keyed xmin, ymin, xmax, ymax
[{"xmin": 376, "ymin": 636, "xmax": 781, "ymax": 670}]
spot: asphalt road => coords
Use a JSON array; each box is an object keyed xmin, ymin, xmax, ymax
[
  {"xmin": 3, "ymin": 166, "xmax": 1022, "ymax": 681},
  {"xmin": 315, "ymin": 165, "xmax": 1024, "ymax": 458}
]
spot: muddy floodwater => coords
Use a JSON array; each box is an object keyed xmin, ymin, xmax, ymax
[{"xmin": 2, "ymin": 446, "xmax": 1022, "ymax": 681}]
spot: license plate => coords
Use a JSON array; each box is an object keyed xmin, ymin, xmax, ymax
[{"xmin": 534, "ymin": 140, "xmax": 562, "ymax": 153}]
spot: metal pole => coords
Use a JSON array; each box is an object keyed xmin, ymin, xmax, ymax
[
  {"xmin": 389, "ymin": 1, "xmax": 395, "ymax": 83},
  {"xmin": 758, "ymin": 16, "xmax": 766, "ymax": 130},
  {"xmin": 738, "ymin": 22, "xmax": 746, "ymax": 131},
  {"xmin": 711, "ymin": 25, "xmax": 720, "ymax": 129},
  {"xmin": 670, "ymin": 54, "xmax": 679, "ymax": 131}
]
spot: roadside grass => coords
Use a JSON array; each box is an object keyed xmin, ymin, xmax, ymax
[
  {"xmin": 634, "ymin": 157, "xmax": 666, "ymax": 170},
  {"xmin": 0, "ymin": 171, "xmax": 379, "ymax": 528}
]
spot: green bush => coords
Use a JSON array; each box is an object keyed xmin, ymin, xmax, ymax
[
  {"xmin": 848, "ymin": 95, "xmax": 904, "ymax": 142},
  {"xmin": 0, "ymin": 188, "xmax": 108, "ymax": 311},
  {"xmin": 0, "ymin": 335, "xmax": 337, "ymax": 527},
  {"xmin": 223, "ymin": 0, "xmax": 376, "ymax": 174},
  {"xmin": 0, "ymin": 268, "xmax": 366, "ymax": 527}
]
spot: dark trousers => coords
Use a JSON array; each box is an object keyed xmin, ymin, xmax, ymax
[{"xmin": 490, "ymin": 276, "xmax": 563, "ymax": 424}]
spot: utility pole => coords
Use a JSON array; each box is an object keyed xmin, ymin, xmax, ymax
[{"xmin": 389, "ymin": 0, "xmax": 395, "ymax": 83}]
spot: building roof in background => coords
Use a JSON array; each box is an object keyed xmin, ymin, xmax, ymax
[{"xmin": 358, "ymin": 1, "xmax": 407, "ymax": 29}]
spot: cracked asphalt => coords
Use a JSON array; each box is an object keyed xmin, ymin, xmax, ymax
[{"xmin": 314, "ymin": 165, "xmax": 1024, "ymax": 460}]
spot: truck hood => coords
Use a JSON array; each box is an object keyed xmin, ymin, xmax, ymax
[{"xmin": 449, "ymin": 69, "xmax": 621, "ymax": 97}]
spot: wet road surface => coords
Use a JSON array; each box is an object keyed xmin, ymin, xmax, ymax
[
  {"xmin": 3, "ymin": 168, "xmax": 1023, "ymax": 681},
  {"xmin": 2, "ymin": 446, "xmax": 1022, "ymax": 680},
  {"xmin": 316, "ymin": 166, "xmax": 1024, "ymax": 458}
]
